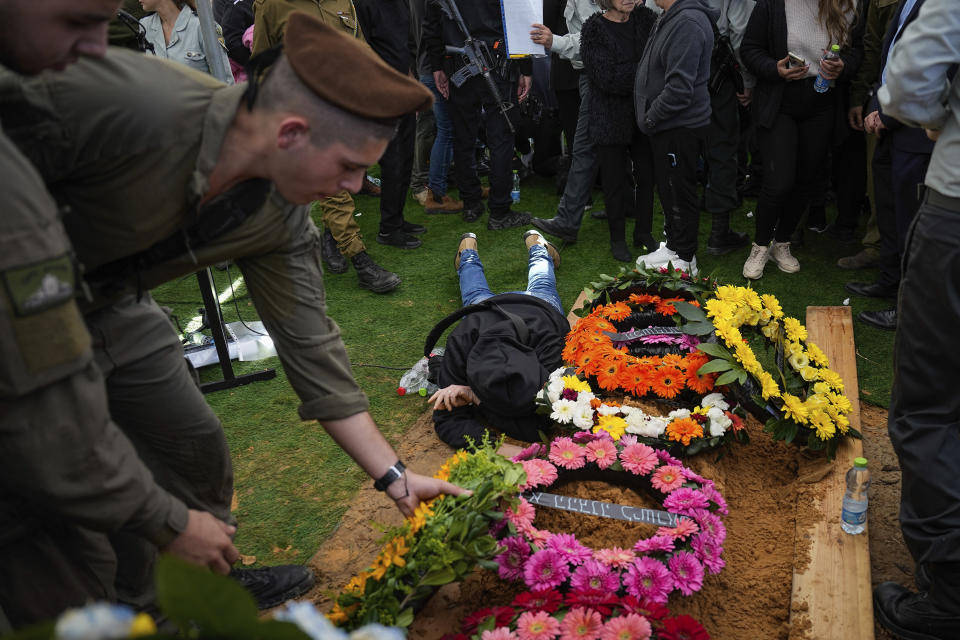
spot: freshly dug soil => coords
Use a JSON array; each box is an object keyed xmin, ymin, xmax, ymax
[{"xmin": 305, "ymin": 403, "xmax": 911, "ymax": 640}]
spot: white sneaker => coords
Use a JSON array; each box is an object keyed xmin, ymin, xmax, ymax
[
  {"xmin": 636, "ymin": 242, "xmax": 679, "ymax": 269},
  {"xmin": 742, "ymin": 242, "xmax": 770, "ymax": 279},
  {"xmin": 770, "ymin": 241, "xmax": 800, "ymax": 273},
  {"xmin": 670, "ymin": 255, "xmax": 699, "ymax": 276}
]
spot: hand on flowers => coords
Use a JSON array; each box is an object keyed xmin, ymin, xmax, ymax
[
  {"xmin": 386, "ymin": 470, "xmax": 471, "ymax": 517},
  {"xmin": 818, "ymin": 51, "xmax": 844, "ymax": 80},
  {"xmin": 429, "ymin": 384, "xmax": 479, "ymax": 411},
  {"xmin": 776, "ymin": 55, "xmax": 808, "ymax": 81},
  {"xmin": 529, "ymin": 23, "xmax": 553, "ymax": 49}
]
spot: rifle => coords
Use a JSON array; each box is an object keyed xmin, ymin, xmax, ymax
[
  {"xmin": 115, "ymin": 9, "xmax": 155, "ymax": 54},
  {"xmin": 433, "ymin": 0, "xmax": 516, "ymax": 134}
]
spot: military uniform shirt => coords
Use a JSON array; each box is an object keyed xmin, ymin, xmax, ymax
[{"xmin": 251, "ymin": 0, "xmax": 364, "ymax": 56}]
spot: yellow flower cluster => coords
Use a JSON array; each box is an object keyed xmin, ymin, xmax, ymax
[
  {"xmin": 328, "ymin": 450, "xmax": 469, "ymax": 624},
  {"xmin": 706, "ymin": 286, "xmax": 851, "ymax": 441},
  {"xmin": 594, "ymin": 414, "xmax": 627, "ymax": 440}
]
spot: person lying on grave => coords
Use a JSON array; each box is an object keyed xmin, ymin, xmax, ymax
[{"xmin": 426, "ymin": 230, "xmax": 569, "ymax": 449}]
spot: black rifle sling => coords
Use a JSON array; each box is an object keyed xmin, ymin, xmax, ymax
[
  {"xmin": 424, "ymin": 298, "xmax": 530, "ymax": 358},
  {"xmin": 83, "ymin": 177, "xmax": 272, "ymax": 298}
]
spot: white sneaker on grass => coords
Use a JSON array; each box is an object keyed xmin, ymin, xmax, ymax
[
  {"xmin": 670, "ymin": 255, "xmax": 699, "ymax": 276},
  {"xmin": 770, "ymin": 241, "xmax": 800, "ymax": 273},
  {"xmin": 636, "ymin": 242, "xmax": 679, "ymax": 269},
  {"xmin": 742, "ymin": 243, "xmax": 770, "ymax": 280}
]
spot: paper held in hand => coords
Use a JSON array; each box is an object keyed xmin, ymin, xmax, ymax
[{"xmin": 500, "ymin": 0, "xmax": 545, "ymax": 57}]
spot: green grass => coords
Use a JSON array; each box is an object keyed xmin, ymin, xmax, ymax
[{"xmin": 150, "ymin": 173, "xmax": 894, "ymax": 565}]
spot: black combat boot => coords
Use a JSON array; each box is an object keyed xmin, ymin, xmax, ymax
[
  {"xmin": 875, "ymin": 563, "xmax": 960, "ymax": 640},
  {"xmin": 230, "ymin": 565, "xmax": 315, "ymax": 610},
  {"xmin": 706, "ymin": 211, "xmax": 749, "ymax": 256},
  {"xmin": 321, "ymin": 228, "xmax": 348, "ymax": 274},
  {"xmin": 351, "ymin": 251, "xmax": 401, "ymax": 293}
]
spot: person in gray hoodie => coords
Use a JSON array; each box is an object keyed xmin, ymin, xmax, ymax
[{"xmin": 634, "ymin": 0, "xmax": 719, "ymax": 275}]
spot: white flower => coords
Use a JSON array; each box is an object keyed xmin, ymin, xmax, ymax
[
  {"xmin": 668, "ymin": 408, "xmax": 691, "ymax": 420},
  {"xmin": 619, "ymin": 405, "xmax": 638, "ymax": 416},
  {"xmin": 578, "ymin": 390, "xmax": 596, "ymax": 405},
  {"xmin": 707, "ymin": 406, "xmax": 732, "ymax": 437},
  {"xmin": 626, "ymin": 415, "xmax": 669, "ymax": 438},
  {"xmin": 596, "ymin": 403, "xmax": 621, "ymax": 416},
  {"xmin": 349, "ymin": 625, "xmax": 406, "ymax": 640},
  {"xmin": 55, "ymin": 603, "xmax": 136, "ymax": 640},
  {"xmin": 549, "ymin": 366, "xmax": 566, "ymax": 381},
  {"xmin": 550, "ymin": 399, "xmax": 577, "ymax": 423},
  {"xmin": 275, "ymin": 602, "xmax": 348, "ymax": 640},
  {"xmin": 573, "ymin": 405, "xmax": 595, "ymax": 430},
  {"xmin": 546, "ymin": 377, "xmax": 565, "ymax": 403},
  {"xmin": 624, "ymin": 410, "xmax": 647, "ymax": 431},
  {"xmin": 700, "ymin": 393, "xmax": 729, "ymax": 411}
]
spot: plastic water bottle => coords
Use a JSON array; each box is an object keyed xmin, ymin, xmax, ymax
[
  {"xmin": 814, "ymin": 44, "xmax": 841, "ymax": 93},
  {"xmin": 511, "ymin": 170, "xmax": 521, "ymax": 203},
  {"xmin": 841, "ymin": 457, "xmax": 870, "ymax": 534},
  {"xmin": 397, "ymin": 348, "xmax": 443, "ymax": 397}
]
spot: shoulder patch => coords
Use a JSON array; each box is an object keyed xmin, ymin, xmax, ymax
[{"xmin": 2, "ymin": 254, "xmax": 75, "ymax": 316}]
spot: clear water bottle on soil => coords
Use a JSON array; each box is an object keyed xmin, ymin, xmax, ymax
[{"xmin": 841, "ymin": 457, "xmax": 870, "ymax": 534}]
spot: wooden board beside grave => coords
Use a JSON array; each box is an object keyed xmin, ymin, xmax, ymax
[{"xmin": 790, "ymin": 306, "xmax": 874, "ymax": 639}]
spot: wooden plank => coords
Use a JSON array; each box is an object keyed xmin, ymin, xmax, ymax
[
  {"xmin": 566, "ymin": 289, "xmax": 589, "ymax": 329},
  {"xmin": 790, "ymin": 306, "xmax": 874, "ymax": 639}
]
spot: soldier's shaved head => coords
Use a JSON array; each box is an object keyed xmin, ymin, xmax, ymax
[{"xmin": 0, "ymin": 0, "xmax": 120, "ymax": 74}]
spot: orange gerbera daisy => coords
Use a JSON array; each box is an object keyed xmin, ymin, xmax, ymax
[
  {"xmin": 623, "ymin": 366, "xmax": 652, "ymax": 396},
  {"xmin": 686, "ymin": 366, "xmax": 716, "ymax": 394},
  {"xmin": 655, "ymin": 300, "xmax": 679, "ymax": 316},
  {"xmin": 661, "ymin": 353, "xmax": 684, "ymax": 368},
  {"xmin": 603, "ymin": 301, "xmax": 632, "ymax": 321},
  {"xmin": 651, "ymin": 366, "xmax": 685, "ymax": 399},
  {"xmin": 596, "ymin": 358, "xmax": 624, "ymax": 391},
  {"xmin": 666, "ymin": 417, "xmax": 704, "ymax": 446}
]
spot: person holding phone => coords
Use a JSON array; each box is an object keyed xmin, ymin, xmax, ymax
[{"xmin": 739, "ymin": 0, "xmax": 864, "ymax": 279}]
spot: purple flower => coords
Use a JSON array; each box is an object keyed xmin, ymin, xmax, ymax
[
  {"xmin": 692, "ymin": 533, "xmax": 726, "ymax": 575},
  {"xmin": 523, "ymin": 548, "xmax": 571, "ymax": 592},
  {"xmin": 561, "ymin": 387, "xmax": 580, "ymax": 401},
  {"xmin": 547, "ymin": 533, "xmax": 593, "ymax": 566},
  {"xmin": 569, "ymin": 559, "xmax": 621, "ymax": 592},
  {"xmin": 511, "ymin": 443, "xmax": 545, "ymax": 462},
  {"xmin": 701, "ymin": 483, "xmax": 729, "ymax": 514},
  {"xmin": 633, "ymin": 535, "xmax": 675, "ymax": 554},
  {"xmin": 663, "ymin": 488, "xmax": 710, "ymax": 514},
  {"xmin": 656, "ymin": 449, "xmax": 683, "ymax": 467},
  {"xmin": 690, "ymin": 509, "xmax": 727, "ymax": 546},
  {"xmin": 639, "ymin": 334, "xmax": 683, "ymax": 345},
  {"xmin": 572, "ymin": 431, "xmax": 601, "ymax": 444},
  {"xmin": 679, "ymin": 334, "xmax": 701, "ymax": 352},
  {"xmin": 495, "ymin": 536, "xmax": 531, "ymax": 581},
  {"xmin": 681, "ymin": 468, "xmax": 708, "ymax": 485},
  {"xmin": 625, "ymin": 557, "xmax": 674, "ymax": 604},
  {"xmin": 668, "ymin": 550, "xmax": 705, "ymax": 595}
]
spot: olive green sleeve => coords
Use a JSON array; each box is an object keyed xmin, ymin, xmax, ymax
[{"xmin": 237, "ymin": 202, "xmax": 370, "ymax": 422}]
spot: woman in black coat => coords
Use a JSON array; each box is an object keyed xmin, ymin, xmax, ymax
[{"xmin": 580, "ymin": 0, "xmax": 658, "ymax": 262}]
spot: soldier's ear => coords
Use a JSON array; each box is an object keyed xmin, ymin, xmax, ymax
[{"xmin": 276, "ymin": 117, "xmax": 311, "ymax": 150}]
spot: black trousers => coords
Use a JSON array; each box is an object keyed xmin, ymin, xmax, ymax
[
  {"xmin": 705, "ymin": 78, "xmax": 740, "ymax": 214},
  {"xmin": 650, "ymin": 125, "xmax": 707, "ymax": 261},
  {"xmin": 832, "ymin": 128, "xmax": 868, "ymax": 234},
  {"xmin": 377, "ymin": 112, "xmax": 416, "ymax": 235},
  {"xmin": 872, "ymin": 134, "xmax": 931, "ymax": 289},
  {"xmin": 755, "ymin": 80, "xmax": 836, "ymax": 245},
  {"xmin": 596, "ymin": 128, "xmax": 654, "ymax": 245},
  {"xmin": 448, "ymin": 75, "xmax": 518, "ymax": 218},
  {"xmin": 889, "ymin": 197, "xmax": 960, "ymax": 582}
]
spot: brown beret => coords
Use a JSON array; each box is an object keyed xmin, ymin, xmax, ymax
[{"xmin": 284, "ymin": 11, "xmax": 433, "ymax": 120}]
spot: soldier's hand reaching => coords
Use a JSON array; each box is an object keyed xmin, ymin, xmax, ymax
[
  {"xmin": 162, "ymin": 509, "xmax": 239, "ymax": 575},
  {"xmin": 386, "ymin": 469, "xmax": 472, "ymax": 517}
]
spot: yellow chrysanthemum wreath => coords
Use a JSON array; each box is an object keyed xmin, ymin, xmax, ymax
[{"xmin": 693, "ymin": 285, "xmax": 858, "ymax": 458}]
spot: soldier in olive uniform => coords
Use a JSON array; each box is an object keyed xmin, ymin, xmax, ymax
[
  {"xmin": 0, "ymin": 7, "xmax": 466, "ymax": 628},
  {"xmin": 0, "ymin": 0, "xmax": 241, "ymax": 630},
  {"xmin": 252, "ymin": 0, "xmax": 410, "ymax": 293}
]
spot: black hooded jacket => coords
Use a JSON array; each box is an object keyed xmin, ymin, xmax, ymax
[{"xmin": 432, "ymin": 294, "xmax": 569, "ymax": 449}]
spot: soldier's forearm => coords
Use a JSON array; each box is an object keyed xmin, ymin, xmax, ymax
[{"xmin": 321, "ymin": 411, "xmax": 403, "ymax": 482}]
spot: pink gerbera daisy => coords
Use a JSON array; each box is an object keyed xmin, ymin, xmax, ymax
[
  {"xmin": 547, "ymin": 533, "xmax": 593, "ymax": 566},
  {"xmin": 512, "ymin": 443, "xmax": 546, "ymax": 462},
  {"xmin": 624, "ymin": 557, "xmax": 674, "ymax": 604},
  {"xmin": 496, "ymin": 535, "xmax": 532, "ymax": 581},
  {"xmin": 599, "ymin": 613, "xmax": 652, "ymax": 640},
  {"xmin": 619, "ymin": 434, "xmax": 638, "ymax": 446},
  {"xmin": 633, "ymin": 535, "xmax": 675, "ymax": 554},
  {"xmin": 701, "ymin": 483, "xmax": 729, "ymax": 514},
  {"xmin": 516, "ymin": 610, "xmax": 561, "ymax": 640},
  {"xmin": 663, "ymin": 488, "xmax": 710, "ymax": 514},
  {"xmin": 570, "ymin": 559, "xmax": 621, "ymax": 593},
  {"xmin": 692, "ymin": 533, "xmax": 726, "ymax": 575},
  {"xmin": 507, "ymin": 497, "xmax": 536, "ymax": 530},
  {"xmin": 585, "ymin": 439, "xmax": 618, "ymax": 469},
  {"xmin": 650, "ymin": 465, "xmax": 686, "ymax": 493},
  {"xmin": 559, "ymin": 606, "xmax": 603, "ymax": 640},
  {"xmin": 549, "ymin": 437, "xmax": 587, "ymax": 470},
  {"xmin": 572, "ymin": 431, "xmax": 601, "ymax": 444},
  {"xmin": 619, "ymin": 443, "xmax": 658, "ymax": 475},
  {"xmin": 655, "ymin": 450, "xmax": 682, "ymax": 466},
  {"xmin": 668, "ymin": 551, "xmax": 705, "ymax": 596},
  {"xmin": 593, "ymin": 547, "xmax": 636, "ymax": 569},
  {"xmin": 482, "ymin": 629, "xmax": 519, "ymax": 640},
  {"xmin": 520, "ymin": 459, "xmax": 558, "ymax": 491},
  {"xmin": 657, "ymin": 517, "xmax": 700, "ymax": 541},
  {"xmin": 524, "ymin": 549, "xmax": 572, "ymax": 592},
  {"xmin": 689, "ymin": 509, "xmax": 727, "ymax": 545}
]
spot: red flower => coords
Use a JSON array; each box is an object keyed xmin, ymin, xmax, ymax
[
  {"xmin": 659, "ymin": 615, "xmax": 711, "ymax": 640},
  {"xmin": 564, "ymin": 588, "xmax": 619, "ymax": 615},
  {"xmin": 620, "ymin": 596, "xmax": 670, "ymax": 620},
  {"xmin": 512, "ymin": 589, "xmax": 563, "ymax": 613}
]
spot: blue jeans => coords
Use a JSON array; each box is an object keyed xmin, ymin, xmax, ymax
[
  {"xmin": 457, "ymin": 245, "xmax": 563, "ymax": 314},
  {"xmin": 420, "ymin": 74, "xmax": 455, "ymax": 197}
]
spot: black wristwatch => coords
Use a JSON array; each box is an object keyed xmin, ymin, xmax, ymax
[{"xmin": 373, "ymin": 460, "xmax": 406, "ymax": 492}]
